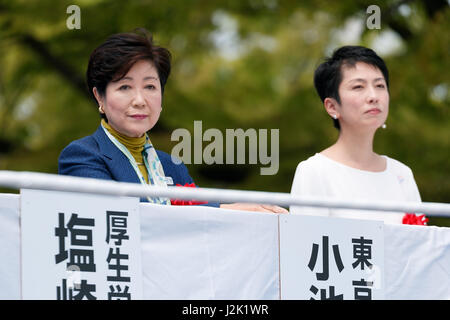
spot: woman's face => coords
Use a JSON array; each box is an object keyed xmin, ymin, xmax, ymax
[
  {"xmin": 336, "ymin": 62, "xmax": 389, "ymax": 131},
  {"xmin": 97, "ymin": 59, "xmax": 162, "ymax": 138}
]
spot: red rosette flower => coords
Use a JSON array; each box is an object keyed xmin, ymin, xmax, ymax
[
  {"xmin": 170, "ymin": 183, "xmax": 208, "ymax": 205},
  {"xmin": 402, "ymin": 213, "xmax": 428, "ymax": 226}
]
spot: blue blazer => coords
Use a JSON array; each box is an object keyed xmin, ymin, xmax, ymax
[{"xmin": 58, "ymin": 125, "xmax": 219, "ymax": 207}]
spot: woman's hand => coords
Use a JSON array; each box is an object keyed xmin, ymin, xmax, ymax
[{"xmin": 220, "ymin": 203, "xmax": 288, "ymax": 214}]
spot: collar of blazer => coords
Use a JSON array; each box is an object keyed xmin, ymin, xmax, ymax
[
  {"xmin": 92, "ymin": 125, "xmax": 122, "ymax": 161},
  {"xmin": 91, "ymin": 125, "xmax": 142, "ymax": 184}
]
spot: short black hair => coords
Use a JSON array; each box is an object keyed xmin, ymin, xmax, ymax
[
  {"xmin": 313, "ymin": 46, "xmax": 389, "ymax": 130},
  {"xmin": 86, "ymin": 28, "xmax": 171, "ymax": 119}
]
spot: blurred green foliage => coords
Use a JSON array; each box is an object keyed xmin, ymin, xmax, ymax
[{"xmin": 0, "ymin": 0, "xmax": 448, "ymax": 225}]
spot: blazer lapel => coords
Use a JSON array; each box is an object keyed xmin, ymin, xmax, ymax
[{"xmin": 92, "ymin": 125, "xmax": 141, "ymax": 184}]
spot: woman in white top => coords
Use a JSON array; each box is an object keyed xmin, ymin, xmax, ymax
[{"xmin": 290, "ymin": 46, "xmax": 425, "ymax": 224}]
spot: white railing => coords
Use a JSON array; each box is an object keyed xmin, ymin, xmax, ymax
[{"xmin": 0, "ymin": 170, "xmax": 449, "ymax": 217}]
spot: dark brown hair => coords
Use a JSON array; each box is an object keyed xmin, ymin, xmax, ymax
[{"xmin": 86, "ymin": 28, "xmax": 171, "ymax": 117}]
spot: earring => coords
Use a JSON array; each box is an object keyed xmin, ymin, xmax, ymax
[
  {"xmin": 381, "ymin": 123, "xmax": 387, "ymax": 129},
  {"xmin": 98, "ymin": 105, "xmax": 104, "ymax": 114},
  {"xmin": 332, "ymin": 114, "xmax": 337, "ymax": 120}
]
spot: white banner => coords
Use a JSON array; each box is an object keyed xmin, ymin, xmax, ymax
[
  {"xmin": 1, "ymin": 193, "xmax": 449, "ymax": 299},
  {"xmin": 279, "ymin": 215, "xmax": 384, "ymax": 300},
  {"xmin": 0, "ymin": 194, "xmax": 20, "ymax": 300},
  {"xmin": 139, "ymin": 203, "xmax": 280, "ymax": 299},
  {"xmin": 20, "ymin": 189, "xmax": 143, "ymax": 300}
]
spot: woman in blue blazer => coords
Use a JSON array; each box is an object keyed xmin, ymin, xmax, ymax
[
  {"xmin": 59, "ymin": 124, "xmax": 200, "ymax": 204},
  {"xmin": 58, "ymin": 29, "xmax": 287, "ymax": 213}
]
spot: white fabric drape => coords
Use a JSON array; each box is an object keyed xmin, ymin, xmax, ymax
[{"xmin": 1, "ymin": 193, "xmax": 449, "ymax": 300}]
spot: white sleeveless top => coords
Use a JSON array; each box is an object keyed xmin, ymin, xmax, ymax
[{"xmin": 290, "ymin": 153, "xmax": 422, "ymax": 224}]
